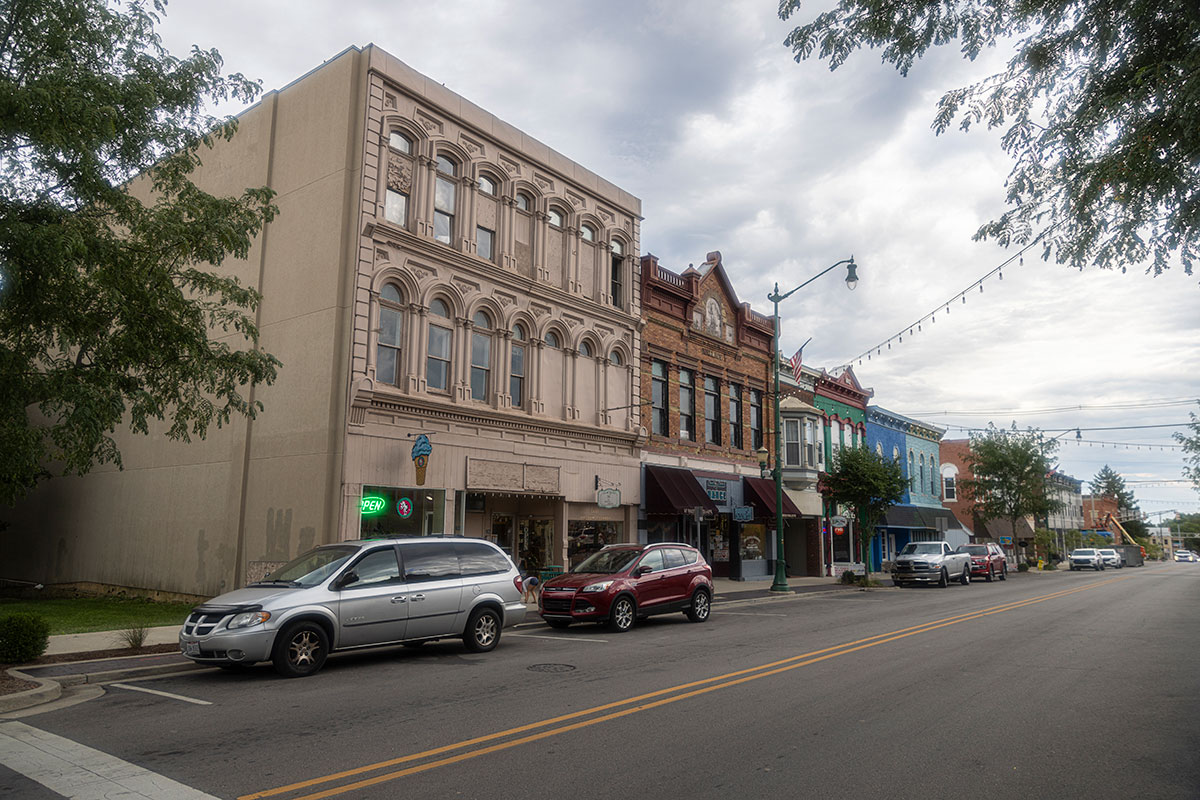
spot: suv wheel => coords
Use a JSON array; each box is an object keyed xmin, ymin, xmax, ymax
[
  {"xmin": 463, "ymin": 607, "xmax": 501, "ymax": 653},
  {"xmin": 999, "ymin": 566, "xmax": 1007, "ymax": 580},
  {"xmin": 608, "ymin": 596, "xmax": 636, "ymax": 632},
  {"xmin": 686, "ymin": 588, "xmax": 711, "ymax": 623},
  {"xmin": 272, "ymin": 621, "xmax": 328, "ymax": 678},
  {"xmin": 986, "ymin": 566, "xmax": 995, "ymax": 582}
]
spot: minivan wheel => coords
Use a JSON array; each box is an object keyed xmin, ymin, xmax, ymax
[
  {"xmin": 463, "ymin": 607, "xmax": 501, "ymax": 653},
  {"xmin": 608, "ymin": 596, "xmax": 635, "ymax": 632},
  {"xmin": 686, "ymin": 588, "xmax": 711, "ymax": 622},
  {"xmin": 272, "ymin": 621, "xmax": 328, "ymax": 678}
]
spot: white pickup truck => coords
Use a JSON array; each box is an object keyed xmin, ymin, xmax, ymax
[{"xmin": 891, "ymin": 541, "xmax": 973, "ymax": 588}]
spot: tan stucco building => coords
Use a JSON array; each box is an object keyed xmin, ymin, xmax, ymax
[{"xmin": 1, "ymin": 45, "xmax": 644, "ymax": 597}]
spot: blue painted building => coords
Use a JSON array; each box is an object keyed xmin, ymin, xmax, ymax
[{"xmin": 865, "ymin": 406, "xmax": 962, "ymax": 570}]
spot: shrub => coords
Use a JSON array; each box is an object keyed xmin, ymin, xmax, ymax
[
  {"xmin": 1017, "ymin": 563, "xmax": 1030, "ymax": 573},
  {"xmin": 118, "ymin": 623, "xmax": 149, "ymax": 650},
  {"xmin": 0, "ymin": 613, "xmax": 51, "ymax": 663},
  {"xmin": 1041, "ymin": 561, "xmax": 1057, "ymax": 571},
  {"xmin": 839, "ymin": 570, "xmax": 859, "ymax": 585}
]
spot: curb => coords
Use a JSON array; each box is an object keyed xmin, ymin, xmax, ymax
[
  {"xmin": 0, "ymin": 668, "xmax": 61, "ymax": 714},
  {"xmin": 1, "ymin": 659, "xmax": 206, "ymax": 714}
]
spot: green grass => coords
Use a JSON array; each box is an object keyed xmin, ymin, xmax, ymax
[{"xmin": 0, "ymin": 596, "xmax": 195, "ymax": 636}]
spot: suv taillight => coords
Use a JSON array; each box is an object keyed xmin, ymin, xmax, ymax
[{"xmin": 514, "ymin": 575, "xmax": 524, "ymax": 594}]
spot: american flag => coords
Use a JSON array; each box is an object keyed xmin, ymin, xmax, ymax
[{"xmin": 788, "ymin": 349, "xmax": 803, "ymax": 382}]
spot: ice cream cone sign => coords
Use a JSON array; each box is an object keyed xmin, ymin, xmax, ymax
[{"xmin": 411, "ymin": 434, "xmax": 433, "ymax": 486}]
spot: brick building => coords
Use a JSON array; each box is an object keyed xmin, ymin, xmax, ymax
[{"xmin": 638, "ymin": 251, "xmax": 796, "ymax": 579}]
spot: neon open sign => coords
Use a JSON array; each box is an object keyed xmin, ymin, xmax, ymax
[{"xmin": 360, "ymin": 496, "xmax": 387, "ymax": 515}]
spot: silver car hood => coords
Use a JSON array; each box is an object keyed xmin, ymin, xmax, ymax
[{"xmin": 197, "ymin": 585, "xmax": 312, "ymax": 609}]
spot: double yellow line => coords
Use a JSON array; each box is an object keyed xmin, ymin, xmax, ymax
[{"xmin": 241, "ymin": 575, "xmax": 1130, "ymax": 800}]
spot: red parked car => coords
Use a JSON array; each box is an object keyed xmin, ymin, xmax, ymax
[
  {"xmin": 956, "ymin": 543, "xmax": 1008, "ymax": 582},
  {"xmin": 539, "ymin": 543, "xmax": 713, "ymax": 632}
]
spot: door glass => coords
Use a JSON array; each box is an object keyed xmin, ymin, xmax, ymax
[
  {"xmin": 637, "ymin": 550, "xmax": 666, "ymax": 572},
  {"xmin": 519, "ymin": 518, "xmax": 553, "ymax": 573},
  {"xmin": 345, "ymin": 548, "xmax": 400, "ymax": 587},
  {"xmin": 491, "ymin": 514, "xmax": 514, "ymax": 556},
  {"xmin": 663, "ymin": 548, "xmax": 686, "ymax": 569}
]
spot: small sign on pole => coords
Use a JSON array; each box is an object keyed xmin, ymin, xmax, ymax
[
  {"xmin": 597, "ymin": 488, "xmax": 621, "ymax": 509},
  {"xmin": 733, "ymin": 505, "xmax": 754, "ymax": 522}
]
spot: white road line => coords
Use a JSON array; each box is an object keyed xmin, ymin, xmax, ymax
[
  {"xmin": 0, "ymin": 720, "xmax": 220, "ymax": 799},
  {"xmin": 514, "ymin": 634, "xmax": 609, "ymax": 643},
  {"xmin": 109, "ymin": 683, "xmax": 213, "ymax": 706}
]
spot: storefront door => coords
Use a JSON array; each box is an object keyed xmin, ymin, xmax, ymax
[
  {"xmin": 519, "ymin": 517, "xmax": 554, "ymax": 573},
  {"xmin": 491, "ymin": 514, "xmax": 514, "ymax": 558}
]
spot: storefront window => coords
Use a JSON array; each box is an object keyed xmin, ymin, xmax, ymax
[
  {"xmin": 359, "ymin": 486, "xmax": 445, "ymax": 538},
  {"xmin": 518, "ymin": 518, "xmax": 554, "ymax": 574},
  {"xmin": 740, "ymin": 523, "xmax": 766, "ymax": 561},
  {"xmin": 567, "ymin": 520, "xmax": 623, "ymax": 568}
]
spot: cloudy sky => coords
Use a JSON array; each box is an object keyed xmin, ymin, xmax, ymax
[{"xmin": 155, "ymin": 0, "xmax": 1199, "ymax": 518}]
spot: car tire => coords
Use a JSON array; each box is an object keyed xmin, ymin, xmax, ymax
[
  {"xmin": 960, "ymin": 566, "xmax": 971, "ymax": 585},
  {"xmin": 986, "ymin": 566, "xmax": 995, "ymax": 582},
  {"xmin": 686, "ymin": 588, "xmax": 711, "ymax": 623},
  {"xmin": 545, "ymin": 619, "xmax": 571, "ymax": 629},
  {"xmin": 272, "ymin": 621, "xmax": 329, "ymax": 678},
  {"xmin": 608, "ymin": 596, "xmax": 636, "ymax": 632},
  {"xmin": 1000, "ymin": 565, "xmax": 1008, "ymax": 580},
  {"xmin": 938, "ymin": 568, "xmax": 948, "ymax": 588},
  {"xmin": 463, "ymin": 607, "xmax": 501, "ymax": 653}
]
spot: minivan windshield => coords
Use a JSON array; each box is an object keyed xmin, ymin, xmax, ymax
[
  {"xmin": 900, "ymin": 543, "xmax": 943, "ymax": 555},
  {"xmin": 572, "ymin": 548, "xmax": 640, "ymax": 574},
  {"xmin": 256, "ymin": 545, "xmax": 357, "ymax": 587}
]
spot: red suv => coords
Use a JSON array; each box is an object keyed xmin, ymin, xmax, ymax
[
  {"xmin": 539, "ymin": 543, "xmax": 713, "ymax": 632},
  {"xmin": 956, "ymin": 543, "xmax": 1008, "ymax": 582}
]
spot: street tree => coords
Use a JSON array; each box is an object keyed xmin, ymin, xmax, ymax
[
  {"xmin": 0, "ymin": 0, "xmax": 280, "ymax": 506},
  {"xmin": 959, "ymin": 424, "xmax": 1062, "ymax": 563},
  {"xmin": 821, "ymin": 444, "xmax": 907, "ymax": 582},
  {"xmin": 1090, "ymin": 465, "xmax": 1137, "ymax": 511},
  {"xmin": 1177, "ymin": 402, "xmax": 1200, "ymax": 495},
  {"xmin": 779, "ymin": 0, "xmax": 1200, "ymax": 276}
]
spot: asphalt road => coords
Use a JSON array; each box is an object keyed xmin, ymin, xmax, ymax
[{"xmin": 4, "ymin": 563, "xmax": 1199, "ymax": 800}]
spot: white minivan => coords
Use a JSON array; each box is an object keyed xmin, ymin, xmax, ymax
[{"xmin": 179, "ymin": 538, "xmax": 526, "ymax": 677}]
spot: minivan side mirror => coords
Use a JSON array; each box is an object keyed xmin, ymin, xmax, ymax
[{"xmin": 337, "ymin": 571, "xmax": 359, "ymax": 589}]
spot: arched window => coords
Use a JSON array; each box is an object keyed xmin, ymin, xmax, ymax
[
  {"xmin": 388, "ymin": 131, "xmax": 412, "ymax": 154},
  {"xmin": 909, "ymin": 451, "xmax": 916, "ymax": 491},
  {"xmin": 548, "ymin": 208, "xmax": 564, "ymax": 228},
  {"xmin": 478, "ymin": 175, "xmax": 496, "ymax": 196},
  {"xmin": 893, "ymin": 446, "xmax": 900, "ymax": 462},
  {"xmin": 609, "ymin": 350, "xmax": 622, "ymax": 366},
  {"xmin": 470, "ymin": 311, "xmax": 492, "ymax": 401},
  {"xmin": 919, "ymin": 454, "xmax": 926, "ymax": 494},
  {"xmin": 545, "ymin": 330, "xmax": 560, "ymax": 349},
  {"xmin": 434, "ymin": 156, "xmax": 457, "ymax": 244},
  {"xmin": 511, "ymin": 324, "xmax": 526, "ymax": 407},
  {"xmin": 426, "ymin": 299, "xmax": 452, "ymax": 392},
  {"xmin": 377, "ymin": 284, "xmax": 403, "ymax": 386},
  {"xmin": 579, "ymin": 340, "xmax": 593, "ymax": 357},
  {"xmin": 876, "ymin": 442, "xmax": 883, "ymax": 457},
  {"xmin": 515, "ymin": 192, "xmax": 531, "ymax": 211},
  {"xmin": 581, "ymin": 224, "xmax": 596, "ymax": 242},
  {"xmin": 930, "ymin": 459, "xmax": 938, "ymax": 495},
  {"xmin": 610, "ymin": 240, "xmax": 625, "ymax": 310}
]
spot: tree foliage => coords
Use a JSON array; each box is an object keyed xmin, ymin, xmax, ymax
[
  {"xmin": 0, "ymin": 0, "xmax": 280, "ymax": 505},
  {"xmin": 1177, "ymin": 402, "xmax": 1200, "ymax": 495},
  {"xmin": 779, "ymin": 0, "xmax": 1200, "ymax": 276},
  {"xmin": 959, "ymin": 424, "xmax": 1061, "ymax": 559},
  {"xmin": 821, "ymin": 444, "xmax": 907, "ymax": 579},
  {"xmin": 1090, "ymin": 464, "xmax": 1137, "ymax": 511}
]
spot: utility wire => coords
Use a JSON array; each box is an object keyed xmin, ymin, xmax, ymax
[{"xmin": 904, "ymin": 398, "xmax": 1198, "ymax": 417}]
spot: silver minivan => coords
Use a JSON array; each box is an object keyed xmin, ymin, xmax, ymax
[{"xmin": 179, "ymin": 537, "xmax": 526, "ymax": 677}]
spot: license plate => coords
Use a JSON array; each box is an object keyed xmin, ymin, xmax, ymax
[{"xmin": 182, "ymin": 641, "xmax": 200, "ymax": 656}]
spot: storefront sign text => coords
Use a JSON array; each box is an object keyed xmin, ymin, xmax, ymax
[{"xmin": 705, "ymin": 480, "xmax": 727, "ymax": 503}]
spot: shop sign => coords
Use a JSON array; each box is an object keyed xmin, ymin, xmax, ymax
[
  {"xmin": 999, "ymin": 536, "xmax": 1013, "ymax": 544},
  {"xmin": 705, "ymin": 480, "xmax": 727, "ymax": 503},
  {"xmin": 597, "ymin": 488, "xmax": 621, "ymax": 509},
  {"xmin": 360, "ymin": 496, "xmax": 387, "ymax": 515},
  {"xmin": 396, "ymin": 497, "xmax": 414, "ymax": 519},
  {"xmin": 733, "ymin": 505, "xmax": 754, "ymax": 522},
  {"xmin": 831, "ymin": 515, "xmax": 848, "ymax": 527}
]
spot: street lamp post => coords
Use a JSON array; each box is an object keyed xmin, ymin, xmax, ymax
[{"xmin": 768, "ymin": 257, "xmax": 858, "ymax": 593}]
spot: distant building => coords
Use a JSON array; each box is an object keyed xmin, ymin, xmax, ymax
[
  {"xmin": 866, "ymin": 407, "xmax": 962, "ymax": 571},
  {"xmin": 813, "ymin": 368, "xmax": 872, "ymax": 576},
  {"xmin": 637, "ymin": 251, "xmax": 790, "ymax": 580}
]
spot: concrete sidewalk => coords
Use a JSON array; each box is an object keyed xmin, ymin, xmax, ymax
[{"xmin": 44, "ymin": 625, "xmax": 183, "ymax": 656}]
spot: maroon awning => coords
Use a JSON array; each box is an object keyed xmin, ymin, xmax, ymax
[
  {"xmin": 644, "ymin": 466, "xmax": 719, "ymax": 515},
  {"xmin": 742, "ymin": 476, "xmax": 801, "ymax": 518}
]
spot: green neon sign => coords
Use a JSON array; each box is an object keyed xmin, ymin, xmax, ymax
[{"xmin": 360, "ymin": 496, "xmax": 387, "ymax": 515}]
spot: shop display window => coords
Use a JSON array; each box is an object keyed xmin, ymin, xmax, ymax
[
  {"xmin": 567, "ymin": 520, "xmax": 623, "ymax": 568},
  {"xmin": 359, "ymin": 486, "xmax": 445, "ymax": 538}
]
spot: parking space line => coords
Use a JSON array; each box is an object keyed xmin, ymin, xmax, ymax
[
  {"xmin": 513, "ymin": 634, "xmax": 608, "ymax": 643},
  {"xmin": 109, "ymin": 683, "xmax": 213, "ymax": 706}
]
